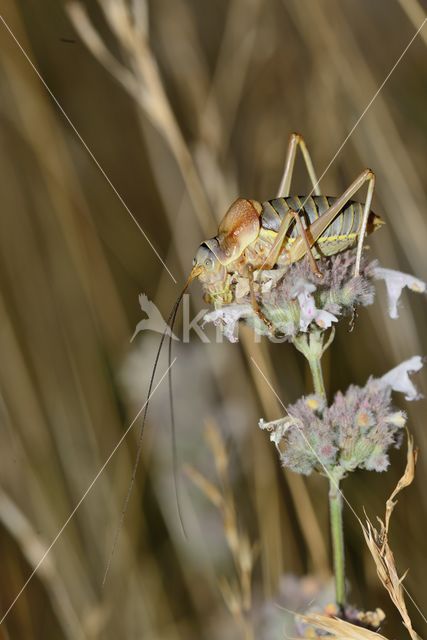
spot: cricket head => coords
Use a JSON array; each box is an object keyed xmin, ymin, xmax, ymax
[
  {"xmin": 191, "ymin": 242, "xmax": 231, "ymax": 305},
  {"xmin": 192, "ymin": 242, "xmax": 221, "ymax": 273},
  {"xmin": 189, "ymin": 198, "xmax": 262, "ymax": 305}
]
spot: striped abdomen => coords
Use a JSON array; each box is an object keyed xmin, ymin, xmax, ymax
[{"xmin": 261, "ymin": 196, "xmax": 377, "ymax": 257}]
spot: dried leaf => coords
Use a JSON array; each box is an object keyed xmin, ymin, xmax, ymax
[
  {"xmin": 218, "ymin": 576, "xmax": 242, "ymax": 617},
  {"xmin": 297, "ymin": 612, "xmax": 389, "ymax": 639},
  {"xmin": 385, "ymin": 434, "xmax": 418, "ymax": 532},
  {"xmin": 360, "ymin": 433, "xmax": 421, "ymax": 640},
  {"xmin": 204, "ymin": 420, "xmax": 228, "ymax": 479}
]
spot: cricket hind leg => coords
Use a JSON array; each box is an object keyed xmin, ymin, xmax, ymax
[
  {"xmin": 274, "ymin": 133, "xmax": 322, "ymax": 274},
  {"xmin": 291, "ymin": 169, "xmax": 376, "ymax": 275},
  {"xmin": 354, "ymin": 171, "xmax": 376, "ymax": 276},
  {"xmin": 265, "ymin": 168, "xmax": 376, "ymax": 277},
  {"xmin": 277, "ymin": 132, "xmax": 321, "ymax": 198}
]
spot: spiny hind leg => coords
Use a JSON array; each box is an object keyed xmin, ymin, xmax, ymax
[
  {"xmin": 277, "ymin": 133, "xmax": 321, "ymax": 197},
  {"xmin": 296, "ymin": 169, "xmax": 376, "ymax": 277},
  {"xmin": 354, "ymin": 171, "xmax": 375, "ymax": 276}
]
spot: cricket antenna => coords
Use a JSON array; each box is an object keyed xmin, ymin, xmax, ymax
[{"xmin": 102, "ymin": 266, "xmax": 202, "ymax": 586}]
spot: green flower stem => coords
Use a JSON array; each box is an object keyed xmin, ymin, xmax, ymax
[
  {"xmin": 307, "ymin": 354, "xmax": 326, "ymax": 398},
  {"xmin": 329, "ymin": 477, "xmax": 346, "ymax": 608},
  {"xmin": 293, "ymin": 329, "xmax": 346, "ymax": 608},
  {"xmin": 293, "ymin": 329, "xmax": 328, "ymax": 399}
]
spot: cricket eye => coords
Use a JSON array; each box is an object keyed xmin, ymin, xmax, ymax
[{"xmin": 205, "ymin": 258, "xmax": 214, "ymax": 269}]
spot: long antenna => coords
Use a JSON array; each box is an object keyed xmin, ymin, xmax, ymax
[
  {"xmin": 168, "ymin": 299, "xmax": 187, "ymax": 536},
  {"xmin": 102, "ymin": 267, "xmax": 201, "ymax": 585}
]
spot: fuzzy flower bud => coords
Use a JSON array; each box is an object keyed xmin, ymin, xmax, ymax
[{"xmin": 259, "ymin": 357, "xmax": 423, "ymax": 476}]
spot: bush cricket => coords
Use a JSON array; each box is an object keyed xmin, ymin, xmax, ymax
[{"xmin": 107, "ymin": 133, "xmax": 384, "ymax": 572}]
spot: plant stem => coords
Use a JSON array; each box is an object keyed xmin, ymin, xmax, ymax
[
  {"xmin": 307, "ymin": 355, "xmax": 326, "ymax": 398},
  {"xmin": 293, "ymin": 329, "xmax": 328, "ymax": 399},
  {"xmin": 329, "ymin": 477, "xmax": 346, "ymax": 608},
  {"xmin": 294, "ymin": 329, "xmax": 346, "ymax": 608},
  {"xmin": 309, "ymin": 350, "xmax": 346, "ymax": 606}
]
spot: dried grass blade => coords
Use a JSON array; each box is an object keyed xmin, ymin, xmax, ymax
[
  {"xmin": 183, "ymin": 464, "xmax": 223, "ymax": 508},
  {"xmin": 297, "ymin": 612, "xmax": 389, "ymax": 639},
  {"xmin": 385, "ymin": 433, "xmax": 418, "ymax": 532},
  {"xmin": 359, "ymin": 433, "xmax": 422, "ymax": 640}
]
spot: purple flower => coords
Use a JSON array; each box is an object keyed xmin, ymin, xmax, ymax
[
  {"xmin": 202, "ymin": 249, "xmax": 427, "ymax": 346},
  {"xmin": 203, "ymin": 249, "xmax": 373, "ymax": 342},
  {"xmin": 259, "ymin": 357, "xmax": 423, "ymax": 476}
]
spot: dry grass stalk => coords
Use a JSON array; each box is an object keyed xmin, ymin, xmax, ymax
[
  {"xmin": 69, "ymin": 0, "xmax": 326, "ymax": 593},
  {"xmin": 360, "ymin": 433, "xmax": 421, "ymax": 640},
  {"xmin": 2, "ymin": 1, "xmax": 426, "ymax": 637},
  {"xmin": 297, "ymin": 612, "xmax": 389, "ymax": 640},
  {"xmin": 397, "ymin": 0, "xmax": 427, "ymax": 48},
  {"xmin": 0, "ymin": 489, "xmax": 85, "ymax": 640},
  {"xmin": 184, "ymin": 420, "xmax": 257, "ymax": 639},
  {"xmin": 67, "ymin": 0, "xmax": 212, "ymax": 230}
]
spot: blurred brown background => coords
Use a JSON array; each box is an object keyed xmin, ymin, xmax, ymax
[{"xmin": 0, "ymin": 0, "xmax": 427, "ymax": 638}]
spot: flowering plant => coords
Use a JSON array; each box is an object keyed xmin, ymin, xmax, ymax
[{"xmin": 203, "ymin": 246, "xmax": 426, "ymax": 631}]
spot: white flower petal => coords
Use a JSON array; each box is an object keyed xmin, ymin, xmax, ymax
[
  {"xmin": 203, "ymin": 303, "xmax": 253, "ymax": 342},
  {"xmin": 297, "ymin": 291, "xmax": 317, "ymax": 332},
  {"xmin": 259, "ymin": 416, "xmax": 298, "ymax": 452},
  {"xmin": 374, "ymin": 267, "xmax": 427, "ymax": 319},
  {"xmin": 295, "ymin": 283, "xmax": 338, "ymax": 332},
  {"xmin": 380, "ymin": 355, "xmax": 424, "ymax": 401},
  {"xmin": 315, "ymin": 309, "xmax": 338, "ymax": 329}
]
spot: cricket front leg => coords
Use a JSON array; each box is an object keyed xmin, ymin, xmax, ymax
[{"xmin": 246, "ymin": 264, "xmax": 276, "ymax": 335}]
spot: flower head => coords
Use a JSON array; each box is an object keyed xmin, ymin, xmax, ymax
[
  {"xmin": 259, "ymin": 357, "xmax": 423, "ymax": 476},
  {"xmin": 202, "ymin": 249, "xmax": 427, "ymax": 344},
  {"xmin": 204, "ymin": 249, "xmax": 376, "ymax": 341}
]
